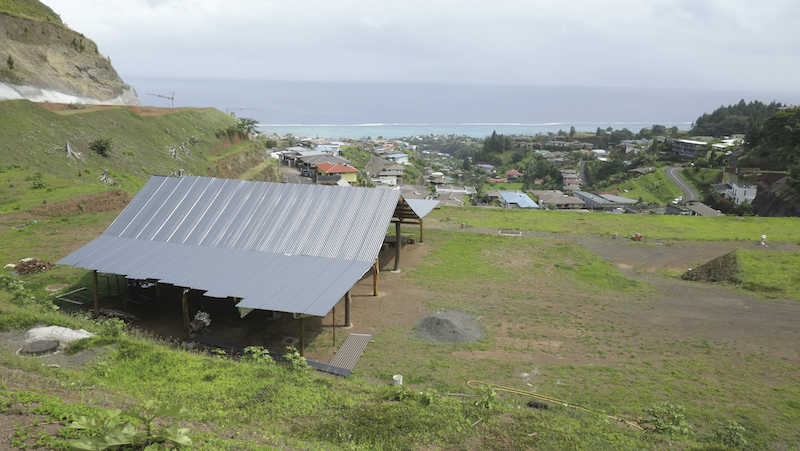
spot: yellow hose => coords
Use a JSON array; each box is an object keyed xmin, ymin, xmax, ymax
[{"xmin": 467, "ymin": 380, "xmax": 644, "ymax": 431}]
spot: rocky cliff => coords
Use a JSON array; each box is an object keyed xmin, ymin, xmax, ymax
[{"xmin": 0, "ymin": 5, "xmax": 140, "ymax": 105}]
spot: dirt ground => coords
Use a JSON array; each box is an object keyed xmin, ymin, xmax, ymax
[
  {"xmin": 36, "ymin": 103, "xmax": 212, "ymax": 117},
  {"xmin": 0, "ymin": 191, "xmax": 131, "ymax": 228},
  {"xmin": 70, "ymin": 222, "xmax": 800, "ymax": 374}
]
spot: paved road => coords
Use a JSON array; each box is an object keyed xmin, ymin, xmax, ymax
[
  {"xmin": 663, "ymin": 167, "xmax": 699, "ymax": 201},
  {"xmin": 280, "ymin": 166, "xmax": 312, "ymax": 184}
]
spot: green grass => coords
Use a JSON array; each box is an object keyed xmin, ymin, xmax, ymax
[
  {"xmin": 430, "ymin": 207, "xmax": 800, "ymax": 242},
  {"xmin": 735, "ymin": 249, "xmax": 800, "ymax": 300},
  {"xmin": 340, "ymin": 146, "xmax": 372, "ymax": 170},
  {"xmin": 0, "ymin": 100, "xmax": 237, "ymax": 190},
  {"xmin": 0, "ymin": 0, "xmax": 62, "ymax": 23},
  {"xmin": 608, "ymin": 169, "xmax": 683, "ymax": 204},
  {"xmin": 407, "ymin": 230, "xmax": 649, "ymax": 295},
  {"xmin": 0, "ymin": 167, "xmax": 117, "ymax": 215},
  {"xmin": 681, "ymin": 168, "xmax": 722, "ymax": 197}
]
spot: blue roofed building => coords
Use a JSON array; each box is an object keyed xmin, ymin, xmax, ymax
[{"xmin": 499, "ymin": 191, "xmax": 539, "ymax": 209}]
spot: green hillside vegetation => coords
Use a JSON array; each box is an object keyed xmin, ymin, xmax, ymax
[
  {"xmin": 594, "ymin": 169, "xmax": 682, "ymax": 204},
  {"xmin": 681, "ymin": 167, "xmax": 723, "ymax": 198},
  {"xmin": 0, "ymin": 0, "xmax": 61, "ymax": 23},
  {"xmin": 692, "ymin": 99, "xmax": 783, "ymax": 137},
  {"xmin": 738, "ymin": 107, "xmax": 800, "ymax": 170},
  {"xmin": 0, "ymin": 100, "xmax": 241, "ymax": 192}
]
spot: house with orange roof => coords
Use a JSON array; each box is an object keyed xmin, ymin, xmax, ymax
[{"xmin": 316, "ymin": 162, "xmax": 360, "ymax": 183}]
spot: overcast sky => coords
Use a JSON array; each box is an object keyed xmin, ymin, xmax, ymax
[{"xmin": 45, "ymin": 0, "xmax": 800, "ymax": 92}]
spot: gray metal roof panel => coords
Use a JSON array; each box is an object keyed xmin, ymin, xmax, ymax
[
  {"xmin": 106, "ymin": 177, "xmax": 400, "ymax": 263},
  {"xmin": 59, "ymin": 176, "xmax": 400, "ymax": 316},
  {"xmin": 403, "ymin": 198, "xmax": 440, "ymax": 219}
]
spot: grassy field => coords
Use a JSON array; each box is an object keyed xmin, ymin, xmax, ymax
[
  {"xmin": 430, "ymin": 206, "xmax": 800, "ymax": 243},
  {"xmin": 607, "ymin": 169, "xmax": 684, "ymax": 204}
]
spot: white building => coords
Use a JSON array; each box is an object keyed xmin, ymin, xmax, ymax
[{"xmin": 725, "ymin": 183, "xmax": 757, "ymax": 205}]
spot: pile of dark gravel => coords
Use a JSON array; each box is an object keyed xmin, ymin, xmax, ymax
[{"xmin": 416, "ymin": 310, "xmax": 483, "ymax": 344}]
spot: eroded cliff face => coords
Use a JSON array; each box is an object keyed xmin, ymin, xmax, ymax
[
  {"xmin": 752, "ymin": 177, "xmax": 800, "ymax": 217},
  {"xmin": 0, "ymin": 12, "xmax": 140, "ymax": 105}
]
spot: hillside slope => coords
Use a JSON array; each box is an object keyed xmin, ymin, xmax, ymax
[
  {"xmin": 0, "ymin": 100, "xmax": 243, "ymax": 190},
  {"xmin": 0, "ymin": 1, "xmax": 139, "ymax": 105}
]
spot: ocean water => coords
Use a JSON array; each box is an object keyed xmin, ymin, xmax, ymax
[{"xmin": 127, "ymin": 78, "xmax": 800, "ymax": 140}]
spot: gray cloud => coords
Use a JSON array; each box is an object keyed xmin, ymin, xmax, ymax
[{"xmin": 45, "ymin": 0, "xmax": 800, "ymax": 91}]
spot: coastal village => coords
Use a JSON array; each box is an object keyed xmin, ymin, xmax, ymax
[{"xmin": 267, "ymin": 131, "xmax": 760, "ymax": 218}]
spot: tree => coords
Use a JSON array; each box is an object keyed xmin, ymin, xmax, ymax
[
  {"xmin": 90, "ymin": 138, "xmax": 113, "ymax": 157},
  {"xmin": 6, "ymin": 55, "xmax": 14, "ymax": 70},
  {"xmin": 569, "ymin": 126, "xmax": 576, "ymax": 138}
]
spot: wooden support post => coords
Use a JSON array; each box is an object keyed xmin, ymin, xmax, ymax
[
  {"xmin": 373, "ymin": 259, "xmax": 379, "ymax": 296},
  {"xmin": 393, "ymin": 221, "xmax": 401, "ymax": 271},
  {"xmin": 182, "ymin": 289, "xmax": 191, "ymax": 341},
  {"xmin": 344, "ymin": 290, "xmax": 352, "ymax": 328},
  {"xmin": 300, "ymin": 317, "xmax": 305, "ymax": 357},
  {"xmin": 92, "ymin": 270, "xmax": 100, "ymax": 317},
  {"xmin": 420, "ymin": 218, "xmax": 425, "ymax": 243},
  {"xmin": 332, "ymin": 306, "xmax": 336, "ymax": 346}
]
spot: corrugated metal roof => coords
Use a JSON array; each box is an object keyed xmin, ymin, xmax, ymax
[
  {"xmin": 402, "ymin": 198, "xmax": 439, "ymax": 219},
  {"xmin": 58, "ymin": 176, "xmax": 400, "ymax": 316}
]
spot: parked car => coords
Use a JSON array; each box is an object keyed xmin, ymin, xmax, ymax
[
  {"xmin": 301, "ymin": 169, "xmax": 310, "ymax": 177},
  {"xmin": 282, "ymin": 176, "xmax": 289, "ymax": 183}
]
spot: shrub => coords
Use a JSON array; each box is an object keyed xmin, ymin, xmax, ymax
[
  {"xmin": 90, "ymin": 138, "xmax": 113, "ymax": 157},
  {"xmin": 6, "ymin": 55, "xmax": 14, "ymax": 70},
  {"xmin": 710, "ymin": 419, "xmax": 746, "ymax": 448},
  {"xmin": 638, "ymin": 402, "xmax": 693, "ymax": 436}
]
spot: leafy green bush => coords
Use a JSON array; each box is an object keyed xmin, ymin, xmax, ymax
[
  {"xmin": 6, "ymin": 54, "xmax": 13, "ymax": 70},
  {"xmin": 638, "ymin": 402, "xmax": 693, "ymax": 436},
  {"xmin": 90, "ymin": 138, "xmax": 113, "ymax": 157},
  {"xmin": 68, "ymin": 400, "xmax": 192, "ymax": 450},
  {"xmin": 710, "ymin": 419, "xmax": 747, "ymax": 448}
]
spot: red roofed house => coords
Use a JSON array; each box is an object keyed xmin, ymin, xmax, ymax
[
  {"xmin": 505, "ymin": 169, "xmax": 524, "ymax": 179},
  {"xmin": 488, "ymin": 177, "xmax": 508, "ymax": 183},
  {"xmin": 316, "ymin": 162, "xmax": 360, "ymax": 183}
]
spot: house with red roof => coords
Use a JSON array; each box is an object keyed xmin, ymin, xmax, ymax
[
  {"xmin": 316, "ymin": 162, "xmax": 360, "ymax": 183},
  {"xmin": 505, "ymin": 169, "xmax": 524, "ymax": 179}
]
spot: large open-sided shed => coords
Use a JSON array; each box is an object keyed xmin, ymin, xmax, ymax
[{"xmin": 58, "ymin": 176, "xmax": 402, "ymax": 319}]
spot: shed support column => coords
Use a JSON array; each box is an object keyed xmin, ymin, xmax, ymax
[
  {"xmin": 344, "ymin": 290, "xmax": 352, "ymax": 328},
  {"xmin": 373, "ymin": 259, "xmax": 379, "ymax": 296},
  {"xmin": 300, "ymin": 317, "xmax": 305, "ymax": 357},
  {"xmin": 332, "ymin": 306, "xmax": 336, "ymax": 346},
  {"xmin": 420, "ymin": 218, "xmax": 425, "ymax": 244},
  {"xmin": 92, "ymin": 270, "xmax": 100, "ymax": 317},
  {"xmin": 393, "ymin": 221, "xmax": 401, "ymax": 272},
  {"xmin": 182, "ymin": 289, "xmax": 191, "ymax": 341}
]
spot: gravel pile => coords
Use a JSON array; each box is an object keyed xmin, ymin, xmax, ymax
[{"xmin": 416, "ymin": 310, "xmax": 483, "ymax": 344}]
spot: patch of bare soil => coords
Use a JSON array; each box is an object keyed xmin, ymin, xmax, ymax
[
  {"xmin": 30, "ymin": 190, "xmax": 131, "ymax": 217},
  {"xmin": 682, "ymin": 251, "xmax": 738, "ymax": 282}
]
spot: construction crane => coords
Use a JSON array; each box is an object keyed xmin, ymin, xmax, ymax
[{"xmin": 147, "ymin": 91, "xmax": 175, "ymax": 108}]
